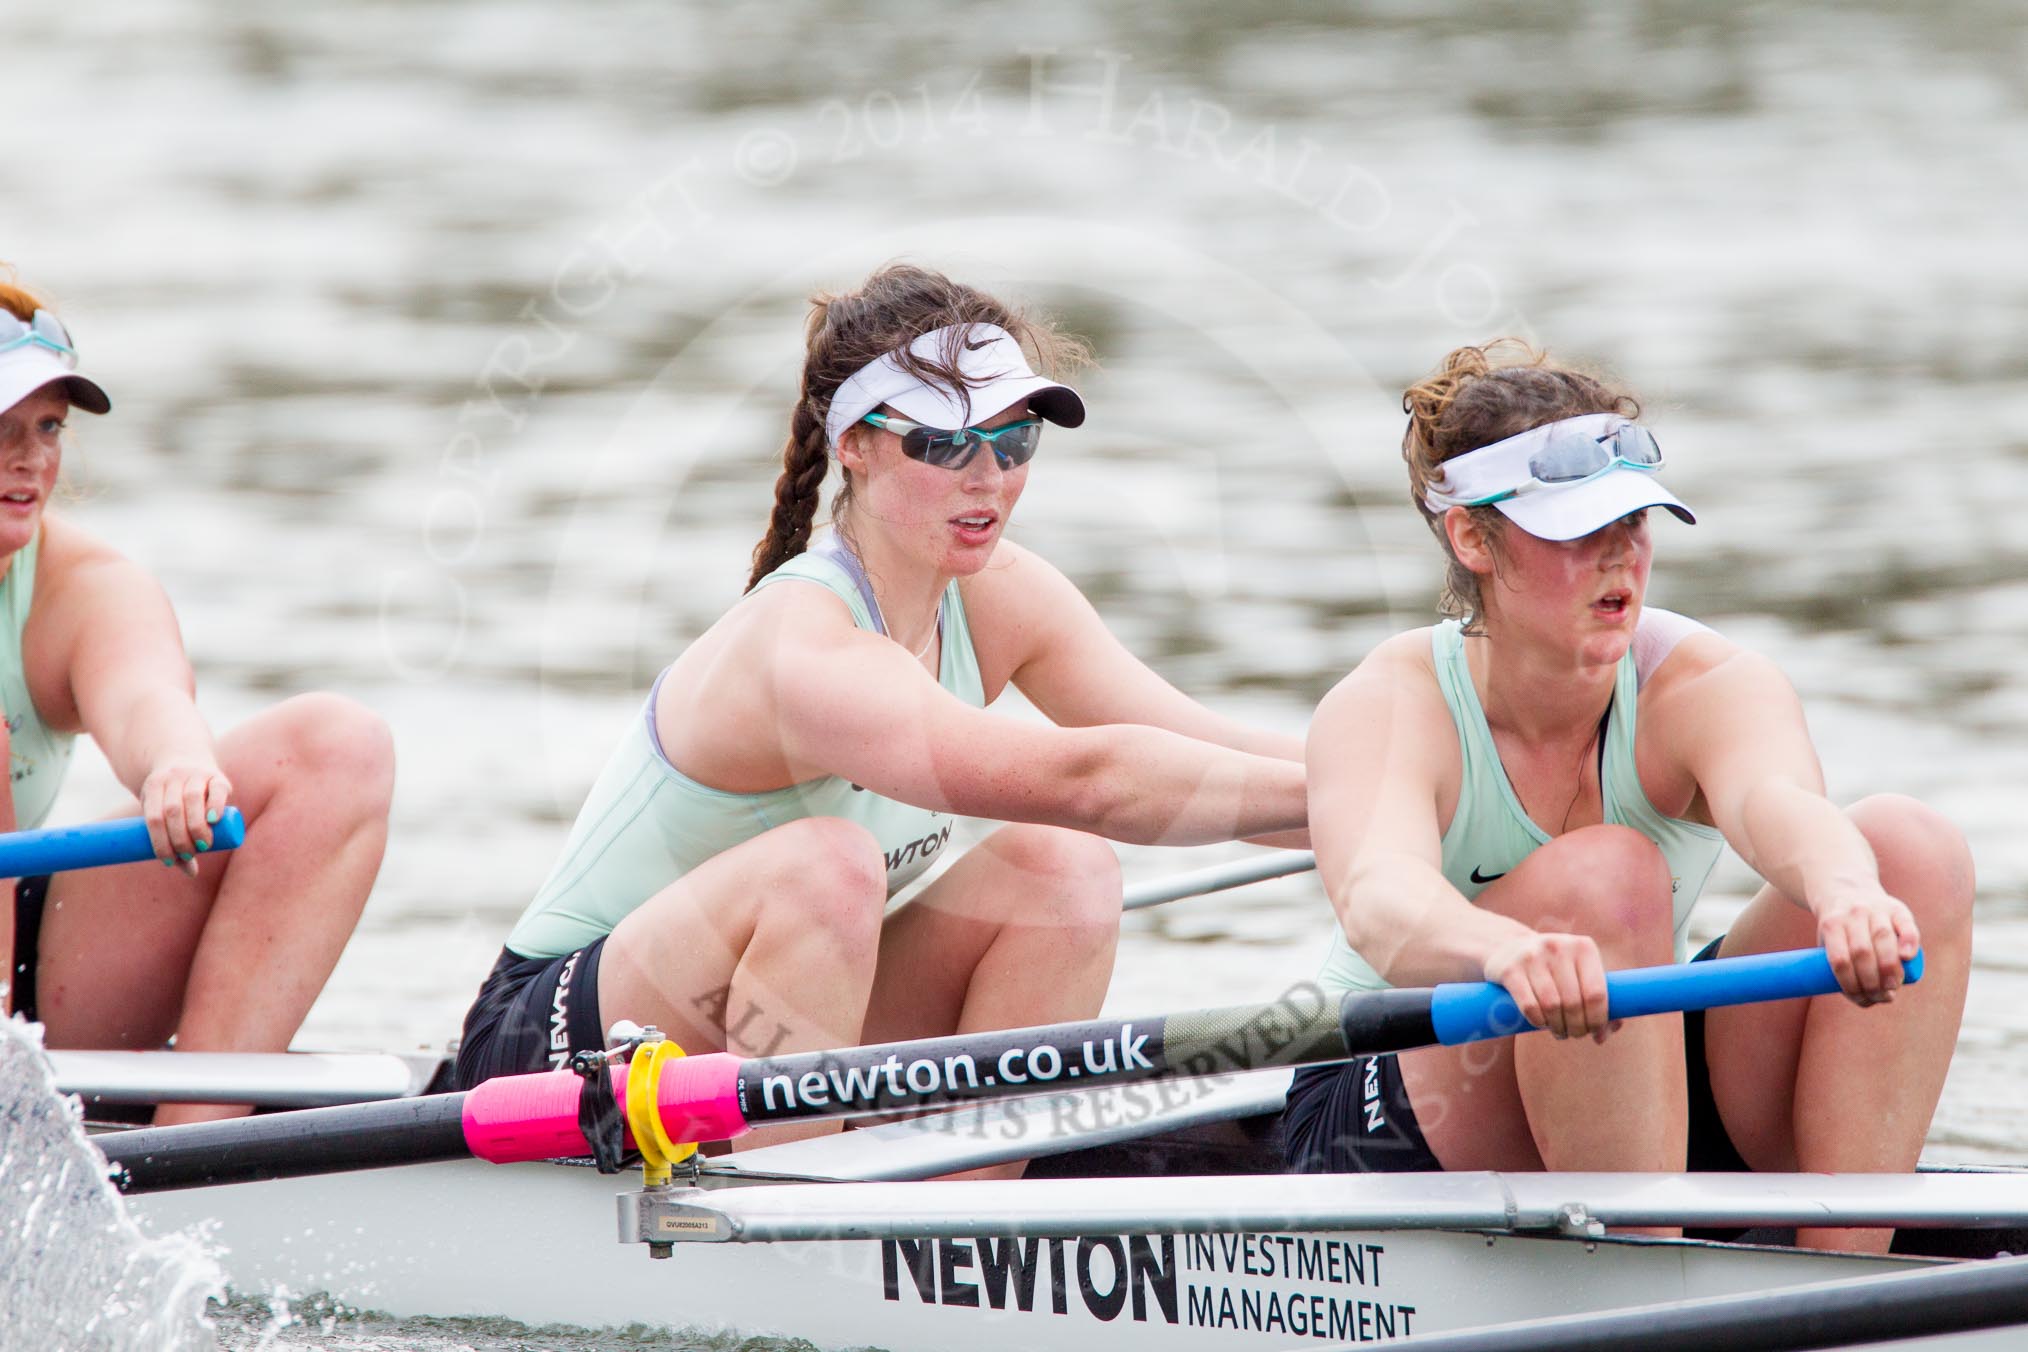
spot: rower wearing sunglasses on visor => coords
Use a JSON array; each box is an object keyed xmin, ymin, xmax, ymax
[
  {"xmin": 1286, "ymin": 339, "xmax": 1972, "ymax": 1253},
  {"xmin": 453, "ymin": 265, "xmax": 1308, "ymax": 1152},
  {"xmin": 0, "ymin": 267, "xmax": 394, "ymax": 1125}
]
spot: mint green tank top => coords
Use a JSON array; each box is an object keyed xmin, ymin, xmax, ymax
[
  {"xmin": 504, "ymin": 543, "xmax": 987, "ymax": 960},
  {"xmin": 2, "ymin": 531, "xmax": 77, "ymax": 831},
  {"xmin": 1318, "ymin": 619, "xmax": 1725, "ymax": 994}
]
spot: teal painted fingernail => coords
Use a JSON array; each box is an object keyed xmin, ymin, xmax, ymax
[
  {"xmin": 195, "ymin": 839, "xmax": 211, "ymax": 853},
  {"xmin": 178, "ymin": 852, "xmax": 193, "ymax": 863},
  {"xmin": 206, "ymin": 809, "xmax": 221, "ymax": 825}
]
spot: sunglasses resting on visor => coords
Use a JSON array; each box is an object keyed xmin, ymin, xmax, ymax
[
  {"xmin": 1433, "ymin": 420, "xmax": 1663, "ymax": 508},
  {"xmin": 0, "ymin": 310, "xmax": 79, "ymax": 363},
  {"xmin": 861, "ymin": 411, "xmax": 1043, "ymax": 470}
]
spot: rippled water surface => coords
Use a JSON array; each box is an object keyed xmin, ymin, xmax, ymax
[{"xmin": 8, "ymin": 1, "xmax": 2028, "ymax": 1347}]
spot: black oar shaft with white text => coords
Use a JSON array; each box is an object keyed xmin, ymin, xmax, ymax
[{"xmin": 99, "ymin": 947, "xmax": 1916, "ymax": 1193}]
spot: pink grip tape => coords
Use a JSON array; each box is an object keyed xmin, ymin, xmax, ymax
[
  {"xmin": 461, "ymin": 1066, "xmax": 627, "ymax": 1163},
  {"xmin": 653, "ymin": 1052, "xmax": 747, "ymax": 1143}
]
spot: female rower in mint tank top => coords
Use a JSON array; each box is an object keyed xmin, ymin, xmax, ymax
[
  {"xmin": 1288, "ymin": 340, "xmax": 1971, "ymax": 1254},
  {"xmin": 453, "ymin": 265, "xmax": 1308, "ymax": 1146},
  {"xmin": 0, "ymin": 267, "xmax": 394, "ymax": 1126}
]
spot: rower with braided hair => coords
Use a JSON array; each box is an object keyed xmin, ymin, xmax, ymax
[{"xmin": 455, "ymin": 265, "xmax": 1309, "ymax": 1146}]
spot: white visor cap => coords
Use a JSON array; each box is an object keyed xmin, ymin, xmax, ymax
[
  {"xmin": 1495, "ymin": 470, "xmax": 1694, "ymax": 542},
  {"xmin": 1427, "ymin": 413, "xmax": 1693, "ymax": 542},
  {"xmin": 825, "ymin": 323, "xmax": 1084, "ymax": 451},
  {"xmin": 0, "ymin": 344, "xmax": 111, "ymax": 417}
]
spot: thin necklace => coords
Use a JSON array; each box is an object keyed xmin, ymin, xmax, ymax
[
  {"xmin": 1557, "ymin": 709, "xmax": 1609, "ymax": 834},
  {"xmin": 871, "ymin": 583, "xmax": 939, "ymax": 663},
  {"xmin": 831, "ymin": 533, "xmax": 939, "ymax": 664},
  {"xmin": 903, "ymin": 617, "xmax": 939, "ymax": 662}
]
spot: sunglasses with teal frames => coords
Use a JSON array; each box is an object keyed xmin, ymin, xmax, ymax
[
  {"xmin": 0, "ymin": 309, "xmax": 79, "ymax": 363},
  {"xmin": 861, "ymin": 411, "xmax": 1043, "ymax": 470},
  {"xmin": 1450, "ymin": 421, "xmax": 1664, "ymax": 507}
]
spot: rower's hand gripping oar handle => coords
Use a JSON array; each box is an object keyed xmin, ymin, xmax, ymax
[
  {"xmin": 1428, "ymin": 945, "xmax": 1926, "ymax": 1045},
  {"xmin": 0, "ymin": 808, "xmax": 247, "ymax": 877}
]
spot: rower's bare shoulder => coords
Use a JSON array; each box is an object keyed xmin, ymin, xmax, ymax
[
  {"xmin": 31, "ymin": 514, "xmax": 143, "ymax": 590},
  {"xmin": 1642, "ymin": 627, "xmax": 1787, "ymax": 709},
  {"xmin": 1312, "ymin": 629, "xmax": 1451, "ymax": 769},
  {"xmin": 667, "ymin": 579, "xmax": 858, "ymax": 698},
  {"xmin": 1311, "ymin": 629, "xmax": 1455, "ymax": 835},
  {"xmin": 25, "ymin": 515, "xmax": 173, "ymax": 643},
  {"xmin": 654, "ymin": 580, "xmax": 869, "ymax": 789},
  {"xmin": 1320, "ymin": 629, "xmax": 1440, "ymax": 708},
  {"xmin": 1640, "ymin": 630, "xmax": 1807, "ymax": 785},
  {"xmin": 20, "ymin": 516, "xmax": 185, "ymax": 731}
]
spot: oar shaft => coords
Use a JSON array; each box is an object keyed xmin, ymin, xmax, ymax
[
  {"xmin": 101, "ymin": 946, "xmax": 1918, "ymax": 1192},
  {"xmin": 709, "ymin": 947, "xmax": 1921, "ymax": 1131},
  {"xmin": 1122, "ymin": 851, "xmax": 1316, "ymax": 910},
  {"xmin": 100, "ymin": 1092, "xmax": 472, "ymax": 1193},
  {"xmin": 52, "ymin": 1050, "xmax": 425, "ymax": 1108},
  {"xmin": 720, "ymin": 985, "xmax": 1356, "ymax": 1131},
  {"xmin": 1397, "ymin": 1249, "xmax": 2028, "ymax": 1352},
  {"xmin": 0, "ymin": 807, "xmax": 246, "ymax": 876}
]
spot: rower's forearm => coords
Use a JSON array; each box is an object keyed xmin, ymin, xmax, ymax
[
  {"xmin": 1211, "ymin": 719, "xmax": 1304, "ymax": 763},
  {"xmin": 1083, "ymin": 727, "xmax": 1307, "ymax": 845},
  {"xmin": 1735, "ymin": 780, "xmax": 1879, "ymax": 918},
  {"xmin": 1338, "ymin": 857, "xmax": 1522, "ymax": 987},
  {"xmin": 97, "ymin": 689, "xmax": 220, "ymax": 795}
]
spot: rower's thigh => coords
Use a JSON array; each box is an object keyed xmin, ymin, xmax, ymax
[
  {"xmin": 1703, "ymin": 793, "xmax": 1975, "ymax": 1169},
  {"xmin": 865, "ymin": 824, "xmax": 1120, "ymax": 1042},
  {"xmin": 1396, "ymin": 1036, "xmax": 1543, "ymax": 1172},
  {"xmin": 1700, "ymin": 882, "xmax": 1817, "ymax": 1168},
  {"xmin": 597, "ymin": 816, "xmax": 888, "ymax": 1052}
]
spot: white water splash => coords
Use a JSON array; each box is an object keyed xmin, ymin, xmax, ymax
[{"xmin": 0, "ymin": 1018, "xmax": 223, "ymax": 1352}]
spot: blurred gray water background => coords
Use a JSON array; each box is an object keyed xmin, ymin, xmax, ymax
[{"xmin": 7, "ymin": 1, "xmax": 2028, "ymax": 1347}]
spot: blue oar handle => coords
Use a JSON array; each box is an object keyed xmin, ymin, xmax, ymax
[
  {"xmin": 0, "ymin": 808, "xmax": 246, "ymax": 878},
  {"xmin": 1428, "ymin": 945, "xmax": 1925, "ymax": 1046}
]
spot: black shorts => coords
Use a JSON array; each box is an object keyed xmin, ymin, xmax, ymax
[
  {"xmin": 1279, "ymin": 1047, "xmax": 1442, "ymax": 1172},
  {"xmin": 452, "ymin": 939, "xmax": 609, "ymax": 1090},
  {"xmin": 1279, "ymin": 936, "xmax": 1750, "ymax": 1175},
  {"xmin": 9, "ymin": 875, "xmax": 52, "ymax": 1023}
]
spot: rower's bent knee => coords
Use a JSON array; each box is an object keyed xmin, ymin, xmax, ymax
[
  {"xmin": 986, "ymin": 825, "xmax": 1123, "ymax": 930},
  {"xmin": 1849, "ymin": 794, "xmax": 1975, "ymax": 934},
  {"xmin": 769, "ymin": 817, "xmax": 889, "ymax": 927},
  {"xmin": 1523, "ymin": 825, "xmax": 1674, "ymax": 955},
  {"xmin": 272, "ymin": 693, "xmax": 397, "ymax": 809}
]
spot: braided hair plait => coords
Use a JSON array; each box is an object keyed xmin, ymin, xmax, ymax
[{"xmin": 746, "ymin": 400, "xmax": 832, "ymax": 589}]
